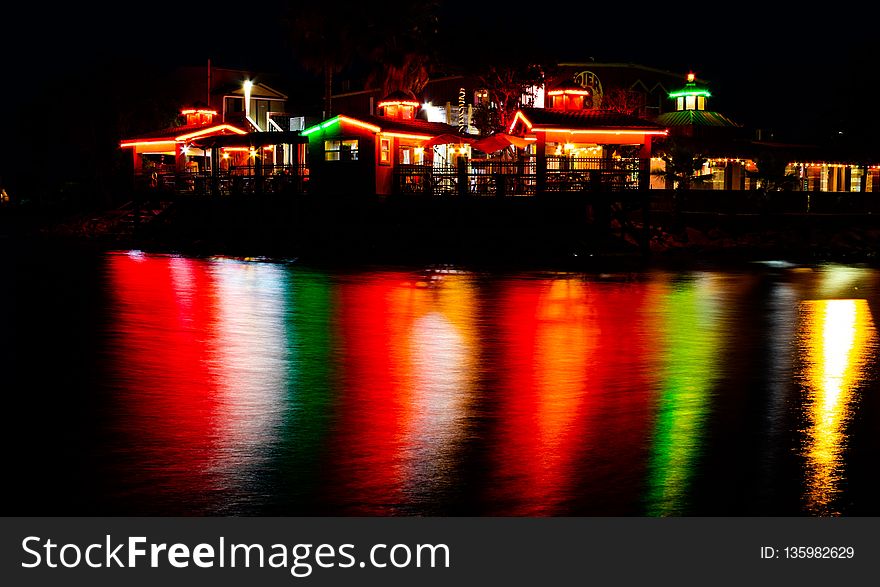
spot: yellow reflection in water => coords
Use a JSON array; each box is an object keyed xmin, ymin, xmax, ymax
[
  {"xmin": 800, "ymin": 299, "xmax": 874, "ymax": 515},
  {"xmin": 407, "ymin": 274, "xmax": 477, "ymax": 493}
]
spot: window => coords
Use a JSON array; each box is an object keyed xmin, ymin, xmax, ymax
[
  {"xmin": 676, "ymin": 97, "xmax": 684, "ymax": 111},
  {"xmin": 697, "ymin": 96, "xmax": 705, "ymax": 110},
  {"xmin": 324, "ymin": 139, "xmax": 359, "ymax": 161},
  {"xmin": 685, "ymin": 95, "xmax": 696, "ymax": 110},
  {"xmin": 379, "ymin": 138, "xmax": 391, "ymax": 164}
]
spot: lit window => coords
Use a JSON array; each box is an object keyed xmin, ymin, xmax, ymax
[
  {"xmin": 676, "ymin": 97, "xmax": 684, "ymax": 111},
  {"xmin": 324, "ymin": 139, "xmax": 359, "ymax": 161},
  {"xmin": 697, "ymin": 96, "xmax": 705, "ymax": 110},
  {"xmin": 685, "ymin": 95, "xmax": 696, "ymax": 110},
  {"xmin": 379, "ymin": 138, "xmax": 391, "ymax": 164}
]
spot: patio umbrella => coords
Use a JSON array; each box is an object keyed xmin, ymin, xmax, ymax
[
  {"xmin": 419, "ymin": 133, "xmax": 478, "ymax": 148},
  {"xmin": 472, "ymin": 133, "xmax": 531, "ymax": 154}
]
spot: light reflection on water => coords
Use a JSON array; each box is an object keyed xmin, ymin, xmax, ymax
[
  {"xmin": 798, "ymin": 299, "xmax": 875, "ymax": 515},
  {"xmin": 66, "ymin": 254, "xmax": 880, "ymax": 515},
  {"xmin": 645, "ymin": 273, "xmax": 726, "ymax": 516}
]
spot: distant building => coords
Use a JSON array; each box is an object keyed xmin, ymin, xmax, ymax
[{"xmin": 547, "ymin": 63, "xmax": 697, "ymax": 119}]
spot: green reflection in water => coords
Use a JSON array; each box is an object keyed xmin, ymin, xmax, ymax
[
  {"xmin": 645, "ymin": 274, "xmax": 724, "ymax": 516},
  {"xmin": 275, "ymin": 269, "xmax": 335, "ymax": 508}
]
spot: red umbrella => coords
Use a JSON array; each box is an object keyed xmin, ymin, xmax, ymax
[{"xmin": 473, "ymin": 133, "xmax": 531, "ymax": 153}]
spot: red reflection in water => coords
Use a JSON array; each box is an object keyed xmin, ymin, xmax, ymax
[
  {"xmin": 106, "ymin": 253, "xmax": 221, "ymax": 514},
  {"xmin": 326, "ymin": 273, "xmax": 477, "ymax": 513},
  {"xmin": 575, "ymin": 282, "xmax": 661, "ymax": 513},
  {"xmin": 487, "ymin": 278, "xmax": 658, "ymax": 515},
  {"xmin": 487, "ymin": 279, "xmax": 589, "ymax": 514},
  {"xmin": 327, "ymin": 273, "xmax": 415, "ymax": 513}
]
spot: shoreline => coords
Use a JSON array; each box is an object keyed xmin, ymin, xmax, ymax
[{"xmin": 4, "ymin": 194, "xmax": 880, "ymax": 272}]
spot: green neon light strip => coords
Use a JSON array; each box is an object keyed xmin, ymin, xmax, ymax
[
  {"xmin": 302, "ymin": 117, "xmax": 341, "ymax": 136},
  {"xmin": 669, "ymin": 88, "xmax": 712, "ymax": 99}
]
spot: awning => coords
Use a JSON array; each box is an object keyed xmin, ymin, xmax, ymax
[
  {"xmin": 472, "ymin": 133, "xmax": 531, "ymax": 153},
  {"xmin": 420, "ymin": 133, "xmax": 479, "ymax": 148}
]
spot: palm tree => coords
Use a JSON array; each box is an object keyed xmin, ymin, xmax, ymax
[
  {"xmin": 284, "ymin": 2, "xmax": 441, "ymax": 115},
  {"xmin": 363, "ymin": 1, "xmax": 440, "ymax": 97},
  {"xmin": 283, "ymin": 5, "xmax": 366, "ymax": 118}
]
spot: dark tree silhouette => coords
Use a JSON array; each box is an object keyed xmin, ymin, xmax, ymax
[
  {"xmin": 652, "ymin": 138, "xmax": 709, "ymax": 191},
  {"xmin": 476, "ymin": 64, "xmax": 544, "ymax": 131},
  {"xmin": 363, "ymin": 1, "xmax": 440, "ymax": 97},
  {"xmin": 283, "ymin": 4, "xmax": 367, "ymax": 118},
  {"xmin": 283, "ymin": 1, "xmax": 441, "ymax": 114},
  {"xmin": 749, "ymin": 153, "xmax": 800, "ymax": 192}
]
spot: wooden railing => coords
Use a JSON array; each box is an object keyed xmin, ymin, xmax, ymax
[{"xmin": 136, "ymin": 164, "xmax": 309, "ymax": 196}]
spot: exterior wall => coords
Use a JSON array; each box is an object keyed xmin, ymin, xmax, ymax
[
  {"xmin": 374, "ymin": 134, "xmax": 431, "ymax": 195},
  {"xmin": 376, "ymin": 135, "xmax": 393, "ymax": 195},
  {"xmin": 305, "ymin": 121, "xmax": 376, "ymax": 195}
]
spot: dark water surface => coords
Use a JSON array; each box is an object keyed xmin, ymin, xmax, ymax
[{"xmin": 6, "ymin": 244, "xmax": 880, "ymax": 516}]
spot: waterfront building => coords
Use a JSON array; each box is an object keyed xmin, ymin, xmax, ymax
[
  {"xmin": 506, "ymin": 80, "xmax": 667, "ymax": 193},
  {"xmin": 117, "ymin": 62, "xmax": 880, "ymax": 199},
  {"xmin": 302, "ymin": 90, "xmax": 476, "ymax": 195},
  {"xmin": 119, "ymin": 72, "xmax": 307, "ymax": 195}
]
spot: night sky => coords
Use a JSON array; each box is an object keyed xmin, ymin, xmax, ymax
[
  {"xmin": 1, "ymin": 1, "xmax": 878, "ymax": 193},
  {"xmin": 4, "ymin": 3, "xmax": 877, "ymax": 129}
]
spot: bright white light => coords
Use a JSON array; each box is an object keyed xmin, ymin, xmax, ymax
[{"xmin": 243, "ymin": 80, "xmax": 253, "ymax": 117}]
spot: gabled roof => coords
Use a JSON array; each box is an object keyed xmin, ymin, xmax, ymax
[
  {"xmin": 364, "ymin": 115, "xmax": 459, "ymax": 136},
  {"xmin": 654, "ymin": 110, "xmax": 741, "ymax": 128},
  {"xmin": 304, "ymin": 113, "xmax": 464, "ymax": 139},
  {"xmin": 120, "ymin": 123, "xmax": 248, "ymax": 146},
  {"xmin": 511, "ymin": 107, "xmax": 667, "ymax": 133},
  {"xmin": 189, "ymin": 131, "xmax": 308, "ymax": 149},
  {"xmin": 122, "ymin": 123, "xmax": 210, "ymax": 141}
]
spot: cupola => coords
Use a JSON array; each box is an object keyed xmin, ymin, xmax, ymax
[
  {"xmin": 546, "ymin": 80, "xmax": 591, "ymax": 111},
  {"xmin": 669, "ymin": 72, "xmax": 711, "ymax": 112},
  {"xmin": 180, "ymin": 106, "xmax": 217, "ymax": 126},
  {"xmin": 377, "ymin": 90, "xmax": 420, "ymax": 120}
]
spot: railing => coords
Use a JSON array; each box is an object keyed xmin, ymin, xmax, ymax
[
  {"xmin": 545, "ymin": 157, "xmax": 644, "ymax": 192},
  {"xmin": 136, "ymin": 164, "xmax": 309, "ymax": 196},
  {"xmin": 395, "ymin": 158, "xmax": 642, "ymax": 196}
]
